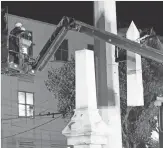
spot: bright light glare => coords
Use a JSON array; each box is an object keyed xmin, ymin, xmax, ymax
[
  {"xmin": 154, "ymin": 100, "xmax": 162, "ymax": 106},
  {"xmin": 14, "ymin": 64, "xmax": 18, "ymax": 68},
  {"xmin": 151, "ymin": 131, "xmax": 159, "ymax": 141},
  {"xmin": 31, "ymin": 70, "xmax": 35, "ymax": 74},
  {"xmin": 22, "ymin": 47, "xmax": 28, "ymax": 54}
]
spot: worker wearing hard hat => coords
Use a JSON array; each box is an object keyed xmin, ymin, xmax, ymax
[
  {"xmin": 15, "ymin": 22, "xmax": 22, "ymax": 28},
  {"xmin": 10, "ymin": 22, "xmax": 26, "ymax": 37},
  {"xmin": 9, "ymin": 22, "xmax": 26, "ymax": 64}
]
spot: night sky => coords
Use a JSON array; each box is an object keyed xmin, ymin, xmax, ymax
[{"xmin": 1, "ymin": 1, "xmax": 163, "ymax": 35}]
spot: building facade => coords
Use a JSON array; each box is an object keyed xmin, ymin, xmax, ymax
[
  {"xmin": 2, "ymin": 13, "xmax": 163, "ymax": 148},
  {"xmin": 1, "ymin": 14, "xmax": 94, "ymax": 148}
]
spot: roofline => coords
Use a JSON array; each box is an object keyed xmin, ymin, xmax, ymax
[{"xmin": 8, "ymin": 13, "xmax": 56, "ymax": 27}]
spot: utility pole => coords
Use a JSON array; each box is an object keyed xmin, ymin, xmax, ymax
[
  {"xmin": 159, "ymin": 131, "xmax": 163, "ymax": 148},
  {"xmin": 158, "ymin": 99, "xmax": 163, "ymax": 148}
]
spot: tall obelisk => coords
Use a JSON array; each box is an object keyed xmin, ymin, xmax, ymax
[{"xmin": 94, "ymin": 1, "xmax": 123, "ymax": 148}]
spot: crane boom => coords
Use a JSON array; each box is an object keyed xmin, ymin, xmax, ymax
[
  {"xmin": 31, "ymin": 17, "xmax": 75, "ymax": 71},
  {"xmin": 76, "ymin": 20, "xmax": 163, "ymax": 63},
  {"xmin": 32, "ymin": 16, "xmax": 163, "ymax": 72}
]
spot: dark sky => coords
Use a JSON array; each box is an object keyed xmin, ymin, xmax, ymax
[{"xmin": 1, "ymin": 1, "xmax": 163, "ymax": 35}]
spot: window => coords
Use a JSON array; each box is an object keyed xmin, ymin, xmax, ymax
[
  {"xmin": 87, "ymin": 44, "xmax": 94, "ymax": 51},
  {"xmin": 19, "ymin": 141, "xmax": 35, "ymax": 148},
  {"xmin": 54, "ymin": 39, "xmax": 68, "ymax": 61},
  {"xmin": 18, "ymin": 91, "xmax": 34, "ymax": 117}
]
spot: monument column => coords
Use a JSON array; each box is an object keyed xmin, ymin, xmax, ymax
[
  {"xmin": 94, "ymin": 1, "xmax": 123, "ymax": 148},
  {"xmin": 62, "ymin": 49, "xmax": 109, "ymax": 148}
]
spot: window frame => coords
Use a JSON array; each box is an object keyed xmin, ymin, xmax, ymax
[
  {"xmin": 54, "ymin": 39, "xmax": 69, "ymax": 62},
  {"xmin": 17, "ymin": 91, "xmax": 35, "ymax": 118}
]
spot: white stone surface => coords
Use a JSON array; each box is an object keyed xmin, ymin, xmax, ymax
[
  {"xmin": 94, "ymin": 1, "xmax": 123, "ymax": 148},
  {"xmin": 62, "ymin": 49, "xmax": 109, "ymax": 148},
  {"xmin": 75, "ymin": 49, "xmax": 97, "ymax": 109},
  {"xmin": 126, "ymin": 21, "xmax": 144, "ymax": 106}
]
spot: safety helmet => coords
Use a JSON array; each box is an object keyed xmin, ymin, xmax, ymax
[{"xmin": 15, "ymin": 22, "xmax": 22, "ymax": 28}]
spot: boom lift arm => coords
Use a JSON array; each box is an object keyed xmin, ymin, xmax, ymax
[{"xmin": 32, "ymin": 16, "xmax": 163, "ymax": 72}]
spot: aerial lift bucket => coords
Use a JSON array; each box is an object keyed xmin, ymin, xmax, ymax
[{"xmin": 7, "ymin": 31, "xmax": 33, "ymax": 75}]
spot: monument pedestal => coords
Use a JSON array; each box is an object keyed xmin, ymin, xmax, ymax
[{"xmin": 62, "ymin": 108, "xmax": 109, "ymax": 148}]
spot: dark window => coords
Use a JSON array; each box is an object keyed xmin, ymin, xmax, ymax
[
  {"xmin": 87, "ymin": 44, "xmax": 94, "ymax": 51},
  {"xmin": 54, "ymin": 39, "xmax": 68, "ymax": 61},
  {"xmin": 18, "ymin": 91, "xmax": 34, "ymax": 117}
]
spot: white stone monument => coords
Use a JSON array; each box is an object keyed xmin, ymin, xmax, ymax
[
  {"xmin": 126, "ymin": 21, "xmax": 144, "ymax": 106},
  {"xmin": 62, "ymin": 49, "xmax": 109, "ymax": 148},
  {"xmin": 94, "ymin": 1, "xmax": 123, "ymax": 148}
]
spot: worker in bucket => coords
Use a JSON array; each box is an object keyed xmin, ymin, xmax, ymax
[{"xmin": 9, "ymin": 22, "xmax": 26, "ymax": 64}]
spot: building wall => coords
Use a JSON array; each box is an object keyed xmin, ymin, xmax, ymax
[{"xmin": 1, "ymin": 14, "xmax": 94, "ymax": 148}]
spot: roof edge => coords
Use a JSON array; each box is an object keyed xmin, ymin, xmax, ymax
[{"xmin": 7, "ymin": 13, "xmax": 56, "ymax": 27}]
